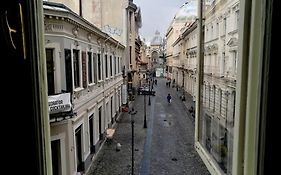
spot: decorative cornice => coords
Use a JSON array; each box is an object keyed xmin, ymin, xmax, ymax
[{"xmin": 43, "ymin": 2, "xmax": 125, "ymax": 49}]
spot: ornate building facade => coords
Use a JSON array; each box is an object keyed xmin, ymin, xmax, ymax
[
  {"xmin": 165, "ymin": 0, "xmax": 197, "ymax": 80},
  {"xmin": 168, "ymin": 0, "xmax": 240, "ymax": 174},
  {"xmin": 200, "ymin": 1, "xmax": 239, "ymax": 174},
  {"xmin": 43, "ymin": 0, "xmax": 141, "ymax": 174}
]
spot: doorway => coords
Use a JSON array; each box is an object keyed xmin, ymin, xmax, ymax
[{"xmin": 51, "ymin": 139, "xmax": 62, "ymax": 175}]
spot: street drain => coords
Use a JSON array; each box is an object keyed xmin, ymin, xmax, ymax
[
  {"xmin": 171, "ymin": 158, "xmax": 178, "ymax": 161},
  {"xmin": 164, "ymin": 119, "xmax": 167, "ymax": 121}
]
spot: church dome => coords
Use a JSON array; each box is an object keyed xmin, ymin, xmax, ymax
[
  {"xmin": 173, "ymin": 0, "xmax": 197, "ymax": 23},
  {"xmin": 150, "ymin": 30, "xmax": 163, "ymax": 46}
]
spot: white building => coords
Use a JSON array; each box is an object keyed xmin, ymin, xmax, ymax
[
  {"xmin": 44, "ymin": 2, "xmax": 125, "ymax": 174},
  {"xmin": 180, "ymin": 20, "xmax": 198, "ymax": 101},
  {"xmin": 165, "ymin": 0, "xmax": 197, "ymax": 81},
  {"xmin": 167, "ymin": 0, "xmax": 239, "ymax": 174},
  {"xmin": 201, "ymin": 1, "xmax": 239, "ymax": 174}
]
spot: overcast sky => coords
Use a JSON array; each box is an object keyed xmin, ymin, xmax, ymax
[{"xmin": 133, "ymin": 0, "xmax": 187, "ymax": 43}]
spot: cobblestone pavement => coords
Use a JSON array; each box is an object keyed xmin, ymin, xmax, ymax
[{"xmin": 86, "ymin": 78, "xmax": 210, "ymax": 175}]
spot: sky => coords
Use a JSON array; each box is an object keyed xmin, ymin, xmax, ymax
[{"xmin": 133, "ymin": 0, "xmax": 187, "ymax": 43}]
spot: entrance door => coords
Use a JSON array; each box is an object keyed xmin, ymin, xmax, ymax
[
  {"xmin": 89, "ymin": 115, "xmax": 95, "ymax": 153},
  {"xmin": 98, "ymin": 107, "xmax": 102, "ymax": 140},
  {"xmin": 75, "ymin": 126, "xmax": 84, "ymax": 172},
  {"xmin": 51, "ymin": 139, "xmax": 62, "ymax": 175}
]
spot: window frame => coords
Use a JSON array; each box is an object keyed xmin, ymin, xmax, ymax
[
  {"xmin": 87, "ymin": 51, "xmax": 94, "ymax": 85},
  {"xmin": 194, "ymin": 0, "xmax": 271, "ymax": 175},
  {"xmin": 72, "ymin": 48, "xmax": 82, "ymax": 90}
]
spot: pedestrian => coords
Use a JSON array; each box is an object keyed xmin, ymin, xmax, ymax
[
  {"xmin": 167, "ymin": 93, "xmax": 172, "ymax": 103},
  {"xmin": 154, "ymin": 79, "xmax": 157, "ymax": 85}
]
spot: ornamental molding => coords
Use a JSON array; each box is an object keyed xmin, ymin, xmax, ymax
[
  {"xmin": 72, "ymin": 26, "xmax": 79, "ymax": 37},
  {"xmin": 227, "ymin": 37, "xmax": 238, "ymax": 47},
  {"xmin": 45, "ymin": 22, "xmax": 64, "ymax": 32}
]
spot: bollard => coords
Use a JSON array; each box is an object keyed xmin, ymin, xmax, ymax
[{"xmin": 116, "ymin": 142, "xmax": 121, "ymax": 151}]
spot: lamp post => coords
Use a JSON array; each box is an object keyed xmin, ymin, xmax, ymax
[
  {"xmin": 144, "ymin": 94, "xmax": 147, "ymax": 128},
  {"xmin": 152, "ymin": 76, "xmax": 154, "ymax": 90},
  {"xmin": 148, "ymin": 79, "xmax": 151, "ymax": 106},
  {"xmin": 129, "ymin": 108, "xmax": 137, "ymax": 175},
  {"xmin": 182, "ymin": 69, "xmax": 185, "ymax": 101},
  {"xmin": 138, "ymin": 69, "xmax": 141, "ymax": 88}
]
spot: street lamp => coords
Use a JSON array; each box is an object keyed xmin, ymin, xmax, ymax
[
  {"xmin": 129, "ymin": 108, "xmax": 137, "ymax": 175},
  {"xmin": 182, "ymin": 69, "xmax": 185, "ymax": 101},
  {"xmin": 144, "ymin": 94, "xmax": 147, "ymax": 128},
  {"xmin": 148, "ymin": 79, "xmax": 151, "ymax": 106},
  {"xmin": 138, "ymin": 69, "xmax": 141, "ymax": 88}
]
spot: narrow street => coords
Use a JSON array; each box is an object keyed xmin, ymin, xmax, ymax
[{"xmin": 87, "ymin": 78, "xmax": 209, "ymax": 175}]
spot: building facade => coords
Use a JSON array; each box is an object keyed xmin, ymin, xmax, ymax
[
  {"xmin": 200, "ymin": 0, "xmax": 239, "ymax": 174},
  {"xmin": 166, "ymin": 0, "xmax": 239, "ymax": 174},
  {"xmin": 165, "ymin": 0, "xmax": 197, "ymax": 80},
  {"xmin": 178, "ymin": 20, "xmax": 198, "ymax": 101},
  {"xmin": 126, "ymin": 1, "xmax": 142, "ymax": 101},
  {"xmin": 44, "ymin": 2, "xmax": 125, "ymax": 175},
  {"xmin": 149, "ymin": 31, "xmax": 165, "ymax": 77}
]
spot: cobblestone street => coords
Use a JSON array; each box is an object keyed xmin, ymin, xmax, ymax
[{"xmin": 86, "ymin": 78, "xmax": 210, "ymax": 175}]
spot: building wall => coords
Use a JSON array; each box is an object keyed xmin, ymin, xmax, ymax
[
  {"xmin": 165, "ymin": 20, "xmax": 188, "ymax": 79},
  {"xmin": 202, "ymin": 0, "xmax": 239, "ymax": 174},
  {"xmin": 101, "ymin": 0, "xmax": 127, "ymax": 44},
  {"xmin": 125, "ymin": 1, "xmax": 142, "ymax": 100},
  {"xmin": 182, "ymin": 22, "xmax": 198, "ymax": 99},
  {"xmin": 44, "ymin": 3, "xmax": 125, "ymax": 174},
  {"xmin": 167, "ymin": 1, "xmax": 239, "ymax": 172},
  {"xmin": 46, "ymin": 0, "xmax": 98, "ymax": 26},
  {"xmin": 89, "ymin": 0, "xmax": 102, "ymax": 28},
  {"xmin": 50, "ymin": 121, "xmax": 72, "ymax": 175}
]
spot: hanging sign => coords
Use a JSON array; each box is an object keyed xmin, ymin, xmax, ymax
[{"xmin": 48, "ymin": 93, "xmax": 72, "ymax": 114}]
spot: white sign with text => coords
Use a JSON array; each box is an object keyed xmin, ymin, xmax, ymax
[{"xmin": 48, "ymin": 93, "xmax": 72, "ymax": 114}]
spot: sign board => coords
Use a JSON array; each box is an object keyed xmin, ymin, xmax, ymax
[{"xmin": 48, "ymin": 93, "xmax": 72, "ymax": 114}]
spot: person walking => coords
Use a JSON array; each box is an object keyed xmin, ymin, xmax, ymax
[{"xmin": 167, "ymin": 93, "xmax": 172, "ymax": 104}]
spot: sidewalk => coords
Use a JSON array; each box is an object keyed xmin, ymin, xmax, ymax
[
  {"xmin": 86, "ymin": 97, "xmax": 148, "ymax": 175},
  {"xmin": 174, "ymin": 87, "xmax": 196, "ymax": 121}
]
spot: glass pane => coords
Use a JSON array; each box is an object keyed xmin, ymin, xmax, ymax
[{"xmin": 199, "ymin": 0, "xmax": 239, "ymax": 174}]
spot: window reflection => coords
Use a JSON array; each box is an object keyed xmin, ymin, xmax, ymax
[{"xmin": 199, "ymin": 0, "xmax": 239, "ymax": 174}]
